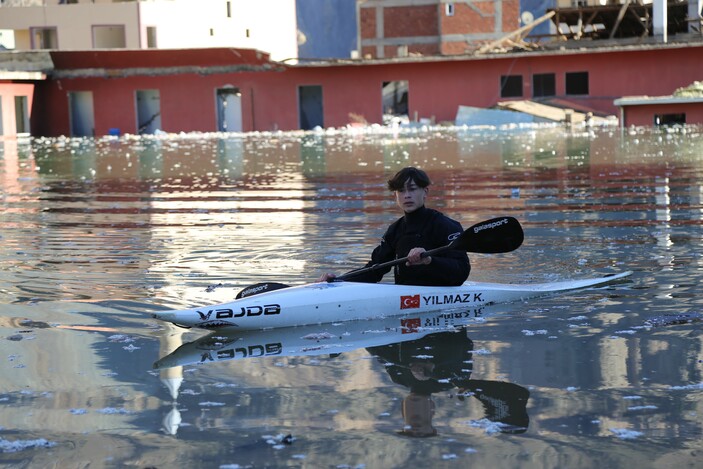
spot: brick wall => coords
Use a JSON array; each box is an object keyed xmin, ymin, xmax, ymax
[
  {"xmin": 360, "ymin": 0, "xmax": 521, "ymax": 58},
  {"xmin": 360, "ymin": 7, "xmax": 377, "ymax": 39},
  {"xmin": 383, "ymin": 5, "xmax": 438, "ymax": 37},
  {"xmin": 441, "ymin": 1, "xmax": 495, "ymax": 34}
]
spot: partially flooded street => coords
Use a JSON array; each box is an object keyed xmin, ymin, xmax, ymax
[{"xmin": 1, "ymin": 125, "xmax": 702, "ymax": 468}]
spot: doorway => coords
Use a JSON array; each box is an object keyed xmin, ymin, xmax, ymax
[
  {"xmin": 14, "ymin": 96, "xmax": 30, "ymax": 135},
  {"xmin": 216, "ymin": 87, "xmax": 243, "ymax": 132},
  {"xmin": 136, "ymin": 89, "xmax": 161, "ymax": 134},
  {"xmin": 298, "ymin": 85, "xmax": 323, "ymax": 130},
  {"xmin": 382, "ymin": 81, "xmax": 409, "ymax": 125},
  {"xmin": 68, "ymin": 91, "xmax": 95, "ymax": 137}
]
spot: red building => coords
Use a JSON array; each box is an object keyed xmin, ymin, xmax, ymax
[
  {"xmin": 614, "ymin": 93, "xmax": 703, "ymax": 127},
  {"xmin": 1, "ymin": 40, "xmax": 703, "ymax": 138}
]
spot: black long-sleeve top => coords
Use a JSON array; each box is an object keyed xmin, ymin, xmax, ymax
[{"xmin": 343, "ymin": 206, "xmax": 470, "ymax": 286}]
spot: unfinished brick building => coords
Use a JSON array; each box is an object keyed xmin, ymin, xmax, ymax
[{"xmin": 359, "ymin": 0, "xmax": 520, "ymax": 58}]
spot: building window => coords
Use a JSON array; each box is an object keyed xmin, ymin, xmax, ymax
[
  {"xmin": 566, "ymin": 71, "xmax": 589, "ymax": 95},
  {"xmin": 445, "ymin": 3, "xmax": 455, "ymax": 16},
  {"xmin": 93, "ymin": 25, "xmax": 126, "ymax": 48},
  {"xmin": 533, "ymin": 73, "xmax": 556, "ymax": 98},
  {"xmin": 30, "ymin": 27, "xmax": 58, "ymax": 49},
  {"xmin": 382, "ymin": 81, "xmax": 409, "ymax": 123},
  {"xmin": 226, "ymin": 1, "xmax": 232, "ymax": 18},
  {"xmin": 500, "ymin": 75, "xmax": 523, "ymax": 98},
  {"xmin": 210, "ymin": 28, "xmax": 215, "ymax": 36},
  {"xmin": 146, "ymin": 26, "xmax": 157, "ymax": 48},
  {"xmin": 654, "ymin": 113, "xmax": 686, "ymax": 126}
]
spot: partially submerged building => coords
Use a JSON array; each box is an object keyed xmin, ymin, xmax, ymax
[
  {"xmin": 614, "ymin": 81, "xmax": 703, "ymax": 126},
  {"xmin": 0, "ymin": 0, "xmax": 702, "ymax": 138}
]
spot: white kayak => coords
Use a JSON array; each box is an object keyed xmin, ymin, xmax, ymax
[{"xmin": 152, "ymin": 271, "xmax": 632, "ymax": 331}]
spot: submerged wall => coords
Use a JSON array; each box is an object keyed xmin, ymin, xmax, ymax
[{"xmin": 20, "ymin": 43, "xmax": 703, "ymax": 136}]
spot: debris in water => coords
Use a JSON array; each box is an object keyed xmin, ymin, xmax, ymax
[
  {"xmin": 206, "ymin": 283, "xmax": 224, "ymax": 292},
  {"xmin": 644, "ymin": 312, "xmax": 703, "ymax": 328},
  {"xmin": 0, "ymin": 437, "xmax": 56, "ymax": 453},
  {"xmin": 609, "ymin": 428, "xmax": 644, "ymax": 440},
  {"xmin": 669, "ymin": 382, "xmax": 703, "ymax": 391}
]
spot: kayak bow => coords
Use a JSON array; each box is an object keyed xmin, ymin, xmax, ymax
[{"xmin": 152, "ymin": 271, "xmax": 632, "ymax": 331}]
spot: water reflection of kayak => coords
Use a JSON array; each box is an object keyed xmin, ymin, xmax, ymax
[
  {"xmin": 151, "ymin": 271, "xmax": 632, "ymax": 331},
  {"xmin": 155, "ymin": 315, "xmax": 533, "ymax": 436},
  {"xmin": 153, "ymin": 305, "xmax": 499, "ymax": 369}
]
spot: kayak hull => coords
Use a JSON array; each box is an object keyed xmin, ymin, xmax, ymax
[{"xmin": 152, "ymin": 271, "xmax": 632, "ymax": 331}]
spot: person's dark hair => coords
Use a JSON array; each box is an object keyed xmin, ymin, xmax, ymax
[{"xmin": 387, "ymin": 167, "xmax": 431, "ymax": 191}]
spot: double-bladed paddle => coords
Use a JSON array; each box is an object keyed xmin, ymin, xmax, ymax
[
  {"xmin": 236, "ymin": 216, "xmax": 523, "ymax": 297},
  {"xmin": 335, "ymin": 216, "xmax": 523, "ymax": 281}
]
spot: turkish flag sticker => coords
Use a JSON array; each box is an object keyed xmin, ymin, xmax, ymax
[{"xmin": 400, "ymin": 294, "xmax": 420, "ymax": 309}]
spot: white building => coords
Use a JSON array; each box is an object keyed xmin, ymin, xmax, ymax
[{"xmin": 0, "ymin": 0, "xmax": 298, "ymax": 62}]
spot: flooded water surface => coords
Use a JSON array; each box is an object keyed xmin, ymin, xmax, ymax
[{"xmin": 1, "ymin": 125, "xmax": 702, "ymax": 468}]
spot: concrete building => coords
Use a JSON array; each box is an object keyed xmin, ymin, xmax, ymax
[
  {"xmin": 358, "ymin": 0, "xmax": 521, "ymax": 58},
  {"xmin": 0, "ymin": 0, "xmax": 298, "ymax": 62}
]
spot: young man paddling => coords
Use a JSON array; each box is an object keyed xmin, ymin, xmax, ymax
[{"xmin": 318, "ymin": 167, "xmax": 470, "ymax": 286}]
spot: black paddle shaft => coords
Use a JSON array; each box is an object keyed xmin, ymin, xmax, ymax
[{"xmin": 336, "ymin": 216, "xmax": 523, "ymax": 281}]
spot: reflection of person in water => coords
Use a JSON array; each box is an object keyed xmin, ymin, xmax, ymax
[{"xmin": 367, "ymin": 327, "xmax": 530, "ymax": 437}]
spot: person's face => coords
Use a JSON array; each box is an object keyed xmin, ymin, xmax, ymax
[
  {"xmin": 401, "ymin": 393, "xmax": 437, "ymax": 437},
  {"xmin": 395, "ymin": 178, "xmax": 428, "ymax": 213}
]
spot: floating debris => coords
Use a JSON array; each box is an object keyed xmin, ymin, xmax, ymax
[
  {"xmin": 0, "ymin": 437, "xmax": 56, "ymax": 453},
  {"xmin": 609, "ymin": 428, "xmax": 644, "ymax": 440},
  {"xmin": 644, "ymin": 313, "xmax": 703, "ymax": 328}
]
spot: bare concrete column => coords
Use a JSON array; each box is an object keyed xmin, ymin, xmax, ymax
[
  {"xmin": 691, "ymin": 0, "xmax": 703, "ymax": 33},
  {"xmin": 376, "ymin": 6, "xmax": 384, "ymax": 58},
  {"xmin": 653, "ymin": 0, "xmax": 668, "ymax": 42}
]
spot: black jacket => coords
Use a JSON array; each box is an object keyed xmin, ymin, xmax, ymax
[{"xmin": 344, "ymin": 206, "xmax": 470, "ymax": 286}]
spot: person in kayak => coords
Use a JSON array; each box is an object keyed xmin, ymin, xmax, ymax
[{"xmin": 318, "ymin": 167, "xmax": 470, "ymax": 286}]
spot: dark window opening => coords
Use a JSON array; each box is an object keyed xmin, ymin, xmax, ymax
[
  {"xmin": 226, "ymin": 1, "xmax": 232, "ymax": 18},
  {"xmin": 654, "ymin": 113, "xmax": 686, "ymax": 126},
  {"xmin": 566, "ymin": 71, "xmax": 589, "ymax": 95},
  {"xmin": 533, "ymin": 73, "xmax": 556, "ymax": 98},
  {"xmin": 500, "ymin": 75, "xmax": 523, "ymax": 98},
  {"xmin": 382, "ymin": 80, "xmax": 409, "ymax": 120}
]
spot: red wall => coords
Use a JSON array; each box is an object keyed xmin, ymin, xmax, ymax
[{"xmin": 32, "ymin": 44, "xmax": 703, "ymax": 136}]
